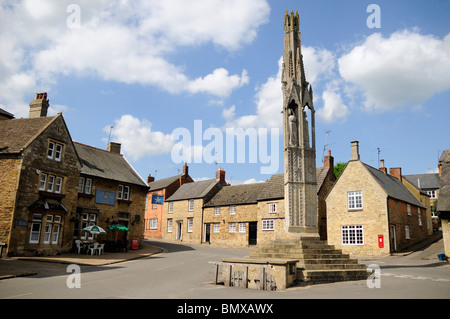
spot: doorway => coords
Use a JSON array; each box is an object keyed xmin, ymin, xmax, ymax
[
  {"xmin": 204, "ymin": 223, "xmax": 211, "ymax": 243},
  {"xmin": 176, "ymin": 221, "xmax": 183, "ymax": 240},
  {"xmin": 249, "ymin": 222, "xmax": 257, "ymax": 245},
  {"xmin": 390, "ymin": 225, "xmax": 397, "ymax": 252}
]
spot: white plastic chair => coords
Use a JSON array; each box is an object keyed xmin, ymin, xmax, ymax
[
  {"xmin": 88, "ymin": 242, "xmax": 98, "ymax": 255},
  {"xmin": 75, "ymin": 240, "xmax": 84, "ymax": 254},
  {"xmin": 96, "ymin": 243, "xmax": 105, "ymax": 255}
]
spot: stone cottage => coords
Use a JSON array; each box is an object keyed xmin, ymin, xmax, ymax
[
  {"xmin": 326, "ymin": 141, "xmax": 430, "ymax": 256},
  {"xmin": 437, "ymin": 150, "xmax": 450, "ymax": 258}
]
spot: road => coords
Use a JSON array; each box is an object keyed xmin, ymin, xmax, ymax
[{"xmin": 0, "ymin": 238, "xmax": 448, "ymax": 302}]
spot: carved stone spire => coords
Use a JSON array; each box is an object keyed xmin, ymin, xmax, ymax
[{"xmin": 282, "ymin": 10, "xmax": 318, "ymax": 236}]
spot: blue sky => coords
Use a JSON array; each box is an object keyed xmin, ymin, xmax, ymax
[{"xmin": 1, "ymin": 0, "xmax": 449, "ymax": 184}]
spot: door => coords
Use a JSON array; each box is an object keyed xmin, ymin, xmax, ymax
[
  {"xmin": 248, "ymin": 222, "xmax": 257, "ymax": 245},
  {"xmin": 204, "ymin": 223, "xmax": 211, "ymax": 243},
  {"xmin": 176, "ymin": 221, "xmax": 183, "ymax": 240},
  {"xmin": 390, "ymin": 225, "xmax": 397, "ymax": 252}
]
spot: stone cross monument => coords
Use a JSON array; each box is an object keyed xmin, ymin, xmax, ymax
[{"xmin": 282, "ymin": 10, "xmax": 318, "ymax": 236}]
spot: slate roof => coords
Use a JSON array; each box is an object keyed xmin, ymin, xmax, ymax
[
  {"xmin": 148, "ymin": 174, "xmax": 183, "ymax": 191},
  {"xmin": 403, "ymin": 173, "xmax": 440, "ymax": 190},
  {"xmin": 166, "ymin": 179, "xmax": 221, "ymax": 201},
  {"xmin": 0, "ymin": 116, "xmax": 57, "ymax": 154},
  {"xmin": 204, "ymin": 182, "xmax": 267, "ymax": 207},
  {"xmin": 364, "ymin": 164, "xmax": 425, "ymax": 208},
  {"xmin": 257, "ymin": 174, "xmax": 284, "ymax": 201},
  {"xmin": 74, "ymin": 142, "xmax": 147, "ymax": 187}
]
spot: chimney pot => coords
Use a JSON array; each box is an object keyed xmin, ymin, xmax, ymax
[
  {"xmin": 324, "ymin": 150, "xmax": 334, "ymax": 168},
  {"xmin": 379, "ymin": 159, "xmax": 387, "ymax": 174},
  {"xmin": 183, "ymin": 162, "xmax": 188, "ymax": 175},
  {"xmin": 350, "ymin": 141, "xmax": 360, "ymax": 161},
  {"xmin": 147, "ymin": 174, "xmax": 155, "ymax": 183}
]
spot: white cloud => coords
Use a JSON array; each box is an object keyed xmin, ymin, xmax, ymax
[
  {"xmin": 107, "ymin": 115, "xmax": 174, "ymax": 161},
  {"xmin": 316, "ymin": 86, "xmax": 350, "ymax": 123},
  {"xmin": 339, "ymin": 30, "xmax": 450, "ymax": 112},
  {"xmin": 0, "ymin": 0, "xmax": 270, "ymax": 116}
]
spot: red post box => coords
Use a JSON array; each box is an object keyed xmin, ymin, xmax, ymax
[
  {"xmin": 378, "ymin": 235, "xmax": 384, "ymax": 248},
  {"xmin": 132, "ymin": 238, "xmax": 139, "ymax": 250}
]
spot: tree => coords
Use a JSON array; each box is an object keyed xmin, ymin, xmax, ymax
[{"xmin": 334, "ymin": 162, "xmax": 347, "ymax": 178}]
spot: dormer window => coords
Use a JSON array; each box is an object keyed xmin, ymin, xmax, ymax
[{"xmin": 48, "ymin": 141, "xmax": 63, "ymax": 162}]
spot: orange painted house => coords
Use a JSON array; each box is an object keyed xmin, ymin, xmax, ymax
[{"xmin": 144, "ymin": 163, "xmax": 193, "ymax": 238}]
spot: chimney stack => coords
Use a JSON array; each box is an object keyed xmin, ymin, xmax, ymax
[
  {"xmin": 107, "ymin": 142, "xmax": 121, "ymax": 154},
  {"xmin": 29, "ymin": 92, "xmax": 49, "ymax": 118},
  {"xmin": 324, "ymin": 150, "xmax": 334, "ymax": 169},
  {"xmin": 183, "ymin": 162, "xmax": 189, "ymax": 175},
  {"xmin": 350, "ymin": 141, "xmax": 360, "ymax": 161},
  {"xmin": 216, "ymin": 168, "xmax": 226, "ymax": 183},
  {"xmin": 147, "ymin": 174, "xmax": 155, "ymax": 183},
  {"xmin": 389, "ymin": 167, "xmax": 402, "ymax": 182},
  {"xmin": 379, "ymin": 159, "xmax": 387, "ymax": 174}
]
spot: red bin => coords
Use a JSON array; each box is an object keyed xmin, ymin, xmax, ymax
[{"xmin": 132, "ymin": 238, "xmax": 139, "ymax": 250}]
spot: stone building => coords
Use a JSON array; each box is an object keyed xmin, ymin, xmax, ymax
[
  {"xmin": 203, "ymin": 182, "xmax": 267, "ymax": 247},
  {"xmin": 326, "ymin": 141, "xmax": 430, "ymax": 256},
  {"xmin": 163, "ymin": 169, "xmax": 227, "ymax": 243},
  {"xmin": 437, "ymin": 150, "xmax": 450, "ymax": 258},
  {"xmin": 74, "ymin": 142, "xmax": 149, "ymax": 250},
  {"xmin": 0, "ymin": 93, "xmax": 81, "ymax": 256},
  {"xmin": 144, "ymin": 163, "xmax": 193, "ymax": 239}
]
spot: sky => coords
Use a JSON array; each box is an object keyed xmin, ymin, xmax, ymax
[{"xmin": 1, "ymin": 0, "xmax": 450, "ymax": 185}]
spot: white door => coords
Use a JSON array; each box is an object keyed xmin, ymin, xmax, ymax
[{"xmin": 176, "ymin": 221, "xmax": 183, "ymax": 240}]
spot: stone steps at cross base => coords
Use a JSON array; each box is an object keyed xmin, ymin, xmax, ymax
[{"xmin": 249, "ymin": 236, "xmax": 370, "ymax": 285}]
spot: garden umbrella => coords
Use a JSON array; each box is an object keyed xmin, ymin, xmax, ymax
[
  {"xmin": 82, "ymin": 225, "xmax": 107, "ymax": 235},
  {"xmin": 107, "ymin": 224, "xmax": 130, "ymax": 231}
]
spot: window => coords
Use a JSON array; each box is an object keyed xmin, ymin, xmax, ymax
[
  {"xmin": 213, "ymin": 223, "xmax": 220, "ymax": 233},
  {"xmin": 262, "ymin": 219, "xmax": 274, "ymax": 231},
  {"xmin": 187, "ymin": 218, "xmax": 193, "ymax": 233},
  {"xmin": 167, "ymin": 219, "xmax": 173, "ymax": 232},
  {"xmin": 229, "ymin": 222, "xmax": 236, "ymax": 233},
  {"xmin": 239, "ymin": 223, "xmax": 246, "ymax": 233},
  {"xmin": 407, "ymin": 204, "xmax": 411, "ymax": 215},
  {"xmin": 214, "ymin": 207, "xmax": 221, "ymax": 216},
  {"xmin": 405, "ymin": 225, "xmax": 410, "ymax": 239},
  {"xmin": 188, "ymin": 199, "xmax": 194, "ymax": 211},
  {"xmin": 341, "ymin": 225, "xmax": 364, "ymax": 245},
  {"xmin": 152, "ymin": 203, "xmax": 157, "ymax": 209},
  {"xmin": 118, "ymin": 185, "xmax": 130, "ymax": 200},
  {"xmin": 39, "ymin": 172, "xmax": 63, "ymax": 194},
  {"xmin": 150, "ymin": 218, "xmax": 158, "ymax": 230},
  {"xmin": 81, "ymin": 213, "xmax": 96, "ymax": 240},
  {"xmin": 168, "ymin": 202, "xmax": 173, "ymax": 213},
  {"xmin": 427, "ymin": 190, "xmax": 436, "ymax": 199},
  {"xmin": 84, "ymin": 178, "xmax": 92, "ymax": 194},
  {"xmin": 418, "ymin": 208, "xmax": 422, "ymax": 226},
  {"xmin": 348, "ymin": 191, "xmax": 363, "ymax": 210},
  {"xmin": 29, "ymin": 214, "xmax": 43, "ymax": 244},
  {"xmin": 269, "ymin": 203, "xmax": 277, "ymax": 214},
  {"xmin": 47, "ymin": 141, "xmax": 63, "ymax": 162},
  {"xmin": 229, "ymin": 205, "xmax": 236, "ymax": 215}
]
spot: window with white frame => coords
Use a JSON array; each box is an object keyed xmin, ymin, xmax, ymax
[
  {"xmin": 238, "ymin": 222, "xmax": 246, "ymax": 233},
  {"xmin": 118, "ymin": 185, "xmax": 130, "ymax": 200},
  {"xmin": 81, "ymin": 213, "xmax": 96, "ymax": 240},
  {"xmin": 47, "ymin": 141, "xmax": 63, "ymax": 162},
  {"xmin": 427, "ymin": 190, "xmax": 436, "ymax": 199},
  {"xmin": 168, "ymin": 202, "xmax": 173, "ymax": 213},
  {"xmin": 269, "ymin": 203, "xmax": 277, "ymax": 214},
  {"xmin": 78, "ymin": 177, "xmax": 93, "ymax": 194},
  {"xmin": 150, "ymin": 218, "xmax": 158, "ymax": 230},
  {"xmin": 29, "ymin": 214, "xmax": 43, "ymax": 244},
  {"xmin": 348, "ymin": 191, "xmax": 363, "ymax": 210},
  {"xmin": 214, "ymin": 207, "xmax": 221, "ymax": 216},
  {"xmin": 341, "ymin": 225, "xmax": 364, "ymax": 245},
  {"xmin": 262, "ymin": 219, "xmax": 274, "ymax": 231},
  {"xmin": 188, "ymin": 199, "xmax": 194, "ymax": 211},
  {"xmin": 167, "ymin": 219, "xmax": 173, "ymax": 232},
  {"xmin": 39, "ymin": 172, "xmax": 63, "ymax": 194},
  {"xmin": 229, "ymin": 222, "xmax": 236, "ymax": 233},
  {"xmin": 229, "ymin": 205, "xmax": 236, "ymax": 215},
  {"xmin": 418, "ymin": 208, "xmax": 422, "ymax": 226},
  {"xmin": 187, "ymin": 218, "xmax": 193, "ymax": 232},
  {"xmin": 213, "ymin": 223, "xmax": 220, "ymax": 233},
  {"xmin": 407, "ymin": 204, "xmax": 411, "ymax": 215},
  {"xmin": 405, "ymin": 225, "xmax": 410, "ymax": 239}
]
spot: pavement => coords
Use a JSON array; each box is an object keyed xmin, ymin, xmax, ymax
[
  {"xmin": 0, "ymin": 240, "xmax": 164, "ymax": 280},
  {"xmin": 0, "ymin": 231, "xmax": 445, "ymax": 280}
]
